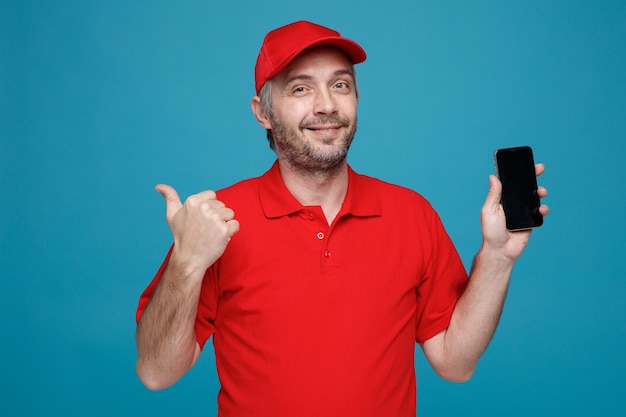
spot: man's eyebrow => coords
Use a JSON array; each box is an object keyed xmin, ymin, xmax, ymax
[
  {"xmin": 283, "ymin": 74, "xmax": 314, "ymax": 85},
  {"xmin": 333, "ymin": 69, "xmax": 355, "ymax": 78},
  {"xmin": 283, "ymin": 68, "xmax": 355, "ymax": 86}
]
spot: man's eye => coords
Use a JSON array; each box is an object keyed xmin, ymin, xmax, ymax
[{"xmin": 334, "ymin": 82, "xmax": 349, "ymax": 89}]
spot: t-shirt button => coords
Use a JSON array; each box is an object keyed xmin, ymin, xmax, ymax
[
  {"xmin": 324, "ymin": 250, "xmax": 331, "ymax": 258},
  {"xmin": 307, "ymin": 213, "xmax": 315, "ymax": 221},
  {"xmin": 317, "ymin": 232, "xmax": 325, "ymax": 240}
]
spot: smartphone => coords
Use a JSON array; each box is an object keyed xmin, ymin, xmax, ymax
[{"xmin": 494, "ymin": 146, "xmax": 543, "ymax": 231}]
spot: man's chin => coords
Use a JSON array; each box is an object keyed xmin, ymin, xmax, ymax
[{"xmin": 306, "ymin": 147, "xmax": 350, "ymax": 168}]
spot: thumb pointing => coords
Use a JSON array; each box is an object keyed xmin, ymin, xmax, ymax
[{"xmin": 155, "ymin": 184, "xmax": 183, "ymax": 220}]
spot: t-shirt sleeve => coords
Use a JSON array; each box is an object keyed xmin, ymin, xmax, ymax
[
  {"xmin": 135, "ymin": 245, "xmax": 218, "ymax": 350},
  {"xmin": 415, "ymin": 211, "xmax": 468, "ymax": 343}
]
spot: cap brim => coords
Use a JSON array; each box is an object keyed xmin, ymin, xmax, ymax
[{"xmin": 267, "ymin": 36, "xmax": 366, "ymax": 84}]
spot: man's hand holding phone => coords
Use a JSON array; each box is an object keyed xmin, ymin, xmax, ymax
[{"xmin": 479, "ymin": 147, "xmax": 549, "ymax": 263}]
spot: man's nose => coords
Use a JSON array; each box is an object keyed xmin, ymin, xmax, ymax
[{"xmin": 313, "ymin": 88, "xmax": 338, "ymax": 115}]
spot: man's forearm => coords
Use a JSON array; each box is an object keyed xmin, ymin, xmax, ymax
[
  {"xmin": 136, "ymin": 260, "xmax": 204, "ymax": 390},
  {"xmin": 452, "ymin": 246, "xmax": 513, "ymax": 359},
  {"xmin": 423, "ymin": 246, "xmax": 514, "ymax": 381}
]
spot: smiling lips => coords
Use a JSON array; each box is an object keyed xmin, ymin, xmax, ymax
[
  {"xmin": 300, "ymin": 116, "xmax": 349, "ymax": 132},
  {"xmin": 306, "ymin": 125, "xmax": 342, "ymax": 131},
  {"xmin": 303, "ymin": 125, "xmax": 344, "ymax": 141}
]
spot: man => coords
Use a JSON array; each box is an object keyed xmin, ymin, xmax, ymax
[{"xmin": 135, "ymin": 21, "xmax": 549, "ymax": 416}]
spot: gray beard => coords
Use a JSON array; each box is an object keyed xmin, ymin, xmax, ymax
[{"xmin": 270, "ymin": 113, "xmax": 357, "ymax": 177}]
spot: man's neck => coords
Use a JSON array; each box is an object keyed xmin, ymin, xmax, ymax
[{"xmin": 277, "ymin": 158, "xmax": 349, "ymax": 225}]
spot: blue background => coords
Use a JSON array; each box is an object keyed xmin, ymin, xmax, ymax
[{"xmin": 2, "ymin": 1, "xmax": 625, "ymax": 416}]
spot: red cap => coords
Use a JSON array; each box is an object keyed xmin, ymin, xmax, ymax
[{"xmin": 254, "ymin": 21, "xmax": 367, "ymax": 94}]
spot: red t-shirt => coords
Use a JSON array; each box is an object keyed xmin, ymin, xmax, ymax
[{"xmin": 137, "ymin": 162, "xmax": 468, "ymax": 416}]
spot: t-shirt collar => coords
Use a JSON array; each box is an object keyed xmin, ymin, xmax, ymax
[{"xmin": 259, "ymin": 160, "xmax": 382, "ymax": 219}]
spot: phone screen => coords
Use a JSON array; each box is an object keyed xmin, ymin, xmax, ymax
[{"xmin": 495, "ymin": 146, "xmax": 543, "ymax": 230}]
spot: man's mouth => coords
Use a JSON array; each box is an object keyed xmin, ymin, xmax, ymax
[
  {"xmin": 305, "ymin": 125, "xmax": 342, "ymax": 132},
  {"xmin": 301, "ymin": 117, "xmax": 349, "ymax": 132}
]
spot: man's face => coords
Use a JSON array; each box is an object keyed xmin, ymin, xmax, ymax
[{"xmin": 268, "ymin": 46, "xmax": 358, "ymax": 173}]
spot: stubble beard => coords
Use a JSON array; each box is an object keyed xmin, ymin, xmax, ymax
[{"xmin": 270, "ymin": 113, "xmax": 357, "ymax": 178}]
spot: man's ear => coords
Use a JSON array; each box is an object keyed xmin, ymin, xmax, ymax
[{"xmin": 251, "ymin": 96, "xmax": 272, "ymax": 129}]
